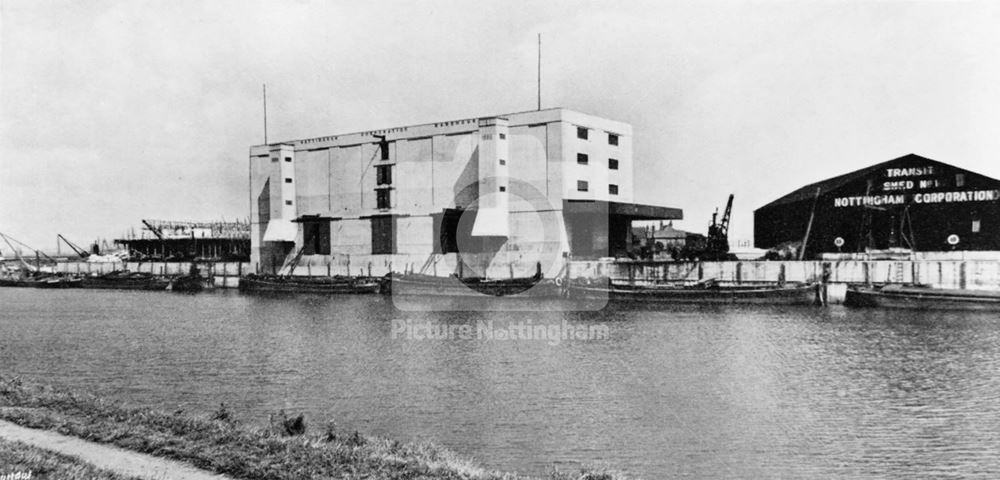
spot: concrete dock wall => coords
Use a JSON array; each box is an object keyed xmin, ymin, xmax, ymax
[
  {"xmin": 566, "ymin": 259, "xmax": 1000, "ymax": 292},
  {"xmin": 252, "ymin": 252, "xmax": 556, "ymax": 280},
  {"xmin": 56, "ymin": 261, "xmax": 248, "ymax": 288},
  {"xmin": 55, "ymin": 258, "xmax": 1000, "ymax": 296}
]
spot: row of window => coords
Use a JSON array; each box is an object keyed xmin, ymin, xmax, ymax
[
  {"xmin": 294, "ymin": 183, "xmax": 518, "ymax": 211},
  {"xmin": 577, "ymin": 153, "xmax": 619, "ymax": 169},
  {"xmin": 576, "ymin": 181, "xmax": 619, "ymax": 195},
  {"xmin": 293, "ymin": 182, "xmax": 615, "ymax": 210},
  {"xmin": 577, "ymin": 127, "xmax": 619, "ymax": 146},
  {"xmin": 281, "ymin": 152, "xmax": 619, "ymax": 212}
]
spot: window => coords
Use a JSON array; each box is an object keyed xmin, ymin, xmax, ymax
[
  {"xmin": 609, "ymin": 158, "xmax": 619, "ymax": 170},
  {"xmin": 956, "ymin": 173, "xmax": 966, "ymax": 187},
  {"xmin": 973, "ymin": 220, "xmax": 981, "ymax": 233},
  {"xmin": 499, "ymin": 158, "xmax": 506, "ymax": 165},
  {"xmin": 371, "ymin": 216, "xmax": 395, "ymax": 254},
  {"xmin": 379, "ymin": 139, "xmax": 390, "ymax": 160},
  {"xmin": 284, "ymin": 157, "xmax": 292, "ymax": 163},
  {"xmin": 376, "ymin": 189, "xmax": 391, "ymax": 209},
  {"xmin": 577, "ymin": 180, "xmax": 589, "ymax": 192},
  {"xmin": 284, "ymin": 178, "xmax": 293, "ymax": 183},
  {"xmin": 499, "ymin": 133, "xmax": 506, "ymax": 140},
  {"xmin": 608, "ymin": 133, "xmax": 619, "ymax": 146},
  {"xmin": 302, "ymin": 221, "xmax": 331, "ymax": 255},
  {"xmin": 284, "ymin": 200, "xmax": 293, "ymax": 206},
  {"xmin": 577, "ymin": 127, "xmax": 588, "ymax": 139},
  {"xmin": 577, "ymin": 153, "xmax": 589, "ymax": 165},
  {"xmin": 434, "ymin": 210, "xmax": 461, "ymax": 253},
  {"xmin": 376, "ymin": 165, "xmax": 393, "ymax": 185},
  {"xmin": 609, "ymin": 184, "xmax": 619, "ymax": 195},
  {"xmin": 499, "ymin": 186, "xmax": 506, "ymax": 192},
  {"xmin": 271, "ymin": 157, "xmax": 279, "ymax": 163}
]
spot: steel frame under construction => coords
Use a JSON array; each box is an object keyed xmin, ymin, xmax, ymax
[{"xmin": 115, "ymin": 219, "xmax": 251, "ymax": 262}]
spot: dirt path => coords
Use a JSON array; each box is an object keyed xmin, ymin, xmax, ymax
[{"xmin": 0, "ymin": 419, "xmax": 234, "ymax": 480}]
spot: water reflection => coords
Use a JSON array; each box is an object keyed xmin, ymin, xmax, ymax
[{"xmin": 1, "ymin": 289, "xmax": 998, "ymax": 478}]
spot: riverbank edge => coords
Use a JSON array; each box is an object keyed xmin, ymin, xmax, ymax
[
  {"xmin": 0, "ymin": 420, "xmax": 229, "ymax": 480},
  {"xmin": 0, "ymin": 437, "xmax": 140, "ymax": 480},
  {"xmin": 0, "ymin": 375, "xmax": 622, "ymax": 480}
]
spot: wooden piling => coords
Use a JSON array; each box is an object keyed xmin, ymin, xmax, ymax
[{"xmin": 564, "ymin": 255, "xmax": 571, "ymax": 295}]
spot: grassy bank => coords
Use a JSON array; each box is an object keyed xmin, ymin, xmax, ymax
[
  {"xmin": 0, "ymin": 375, "xmax": 621, "ymax": 480},
  {"xmin": 0, "ymin": 438, "xmax": 140, "ymax": 480}
]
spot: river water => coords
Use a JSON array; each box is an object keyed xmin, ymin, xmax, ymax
[{"xmin": 1, "ymin": 288, "xmax": 998, "ymax": 478}]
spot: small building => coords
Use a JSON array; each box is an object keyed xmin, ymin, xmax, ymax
[
  {"xmin": 249, "ymin": 108, "xmax": 683, "ymax": 276},
  {"xmin": 755, "ymin": 154, "xmax": 1000, "ymax": 258},
  {"xmin": 650, "ymin": 222, "xmax": 690, "ymax": 251}
]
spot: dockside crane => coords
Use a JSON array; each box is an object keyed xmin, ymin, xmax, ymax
[
  {"xmin": 0, "ymin": 231, "xmax": 56, "ymax": 272},
  {"xmin": 57, "ymin": 234, "xmax": 90, "ymax": 259},
  {"xmin": 706, "ymin": 194, "xmax": 734, "ymax": 258},
  {"xmin": 674, "ymin": 194, "xmax": 737, "ymax": 261},
  {"xmin": 142, "ymin": 219, "xmax": 165, "ymax": 240},
  {"xmin": 141, "ymin": 219, "xmax": 167, "ymax": 260}
]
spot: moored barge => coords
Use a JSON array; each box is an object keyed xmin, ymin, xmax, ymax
[
  {"xmin": 845, "ymin": 284, "xmax": 1000, "ymax": 311},
  {"xmin": 238, "ymin": 274, "xmax": 383, "ymax": 294},
  {"xmin": 569, "ymin": 279, "xmax": 821, "ymax": 305}
]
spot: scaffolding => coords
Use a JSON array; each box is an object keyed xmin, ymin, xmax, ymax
[{"xmin": 115, "ymin": 218, "xmax": 251, "ymax": 261}]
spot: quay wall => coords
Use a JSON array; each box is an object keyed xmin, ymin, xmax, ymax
[
  {"xmin": 56, "ymin": 261, "xmax": 248, "ymax": 288},
  {"xmin": 567, "ymin": 259, "xmax": 1000, "ymax": 301},
  {"xmin": 253, "ymin": 253, "xmax": 560, "ymax": 279},
  {"xmin": 54, "ymin": 258, "xmax": 1000, "ymax": 297}
]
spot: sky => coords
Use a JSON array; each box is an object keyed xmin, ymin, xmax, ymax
[{"xmin": 2, "ymin": 0, "xmax": 1000, "ymax": 251}]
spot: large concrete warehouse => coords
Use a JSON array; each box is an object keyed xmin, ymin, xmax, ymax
[
  {"xmin": 755, "ymin": 153, "xmax": 1000, "ymax": 258},
  {"xmin": 249, "ymin": 108, "xmax": 682, "ymax": 276}
]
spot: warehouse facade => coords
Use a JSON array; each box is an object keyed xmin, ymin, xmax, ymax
[
  {"xmin": 755, "ymin": 154, "xmax": 1000, "ymax": 257},
  {"xmin": 249, "ymin": 108, "xmax": 682, "ymax": 276}
]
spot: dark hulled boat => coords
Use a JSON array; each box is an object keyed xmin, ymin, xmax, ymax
[
  {"xmin": 167, "ymin": 264, "xmax": 213, "ymax": 293},
  {"xmin": 845, "ymin": 284, "xmax": 1000, "ymax": 311},
  {"xmin": 80, "ymin": 271, "xmax": 170, "ymax": 290},
  {"xmin": 169, "ymin": 274, "xmax": 211, "ymax": 292},
  {"xmin": 569, "ymin": 279, "xmax": 821, "ymax": 305},
  {"xmin": 238, "ymin": 274, "xmax": 383, "ymax": 294},
  {"xmin": 33, "ymin": 276, "xmax": 83, "ymax": 288},
  {"xmin": 385, "ymin": 273, "xmax": 557, "ymax": 297},
  {"xmin": 0, "ymin": 273, "xmax": 82, "ymax": 288}
]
